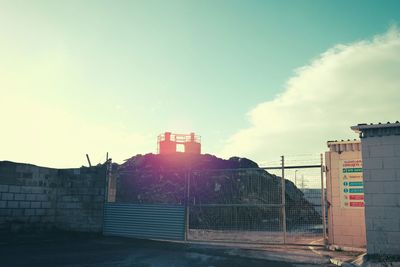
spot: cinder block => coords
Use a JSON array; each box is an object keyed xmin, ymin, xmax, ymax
[
  {"xmin": 385, "ymin": 244, "xmax": 400, "ymax": 255},
  {"xmin": 14, "ymin": 194, "xmax": 25, "ymax": 201},
  {"xmin": 363, "ymin": 157, "xmax": 383, "ymax": 170},
  {"xmin": 381, "ymin": 135, "xmax": 400, "ymax": 145},
  {"xmin": 8, "ymin": 186, "xmax": 21, "ymax": 193},
  {"xmin": 365, "ymin": 219, "xmax": 374, "ymax": 231},
  {"xmin": 0, "ymin": 185, "xmax": 9, "ymax": 192},
  {"xmin": 366, "ymin": 207, "xmax": 386, "ymax": 219},
  {"xmin": 46, "ymin": 209, "xmax": 55, "ymax": 215},
  {"xmin": 30, "ymin": 202, "xmax": 41, "ymax": 208},
  {"xmin": 12, "ymin": 209, "xmax": 24, "ymax": 217},
  {"xmin": 0, "ymin": 208, "xmax": 12, "ymax": 216},
  {"xmin": 373, "ymin": 218, "xmax": 399, "ymax": 232},
  {"xmin": 364, "ymin": 181, "xmax": 384, "ymax": 194},
  {"xmin": 370, "ymin": 145, "xmax": 395, "ymax": 158},
  {"xmin": 41, "ymin": 202, "xmax": 51, "ymax": 209},
  {"xmin": 383, "ymin": 181, "xmax": 400, "ymax": 194},
  {"xmin": 1, "ymin": 193, "xmax": 14, "ymax": 201},
  {"xmin": 35, "ymin": 209, "xmax": 46, "ymax": 216},
  {"xmin": 26, "ymin": 194, "xmax": 35, "ymax": 201},
  {"xmin": 364, "ymin": 139, "xmax": 382, "ymax": 148},
  {"xmin": 94, "ymin": 196, "xmax": 103, "ymax": 202},
  {"xmin": 366, "ymin": 239, "xmax": 375, "ymax": 254},
  {"xmin": 0, "ymin": 201, "xmax": 6, "ymax": 208},
  {"xmin": 369, "ymin": 169, "xmax": 396, "ymax": 181},
  {"xmin": 7, "ymin": 201, "xmax": 19, "ymax": 208},
  {"xmin": 373, "ymin": 194, "xmax": 398, "ymax": 207},
  {"xmin": 65, "ymin": 202, "xmax": 80, "ymax": 209},
  {"xmin": 31, "ymin": 187, "xmax": 43, "ymax": 194},
  {"xmin": 382, "ymin": 157, "xmax": 400, "ymax": 169},
  {"xmin": 36, "ymin": 194, "xmax": 48, "ymax": 201},
  {"xmin": 24, "ymin": 209, "xmax": 35, "ymax": 216},
  {"xmin": 361, "ymin": 146, "xmax": 370, "ymax": 158},
  {"xmin": 362, "ymin": 169, "xmax": 371, "ymax": 181},
  {"xmin": 382, "ymin": 207, "xmax": 400, "ymax": 221},
  {"xmin": 62, "ymin": 196, "xmax": 72, "ymax": 202},
  {"xmin": 19, "ymin": 201, "xmax": 30, "ymax": 208},
  {"xmin": 30, "ymin": 216, "xmax": 40, "ymax": 223},
  {"xmin": 20, "ymin": 186, "xmax": 33, "ymax": 193},
  {"xmin": 388, "ymin": 232, "xmax": 400, "ymax": 245},
  {"xmin": 395, "ymin": 144, "xmax": 400, "ymax": 157}
]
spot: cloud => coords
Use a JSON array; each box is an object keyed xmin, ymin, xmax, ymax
[{"xmin": 220, "ymin": 27, "xmax": 400, "ymax": 165}]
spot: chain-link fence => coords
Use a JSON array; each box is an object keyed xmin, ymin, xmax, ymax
[
  {"xmin": 105, "ymin": 154, "xmax": 326, "ymax": 245},
  {"xmin": 187, "ymin": 154, "xmax": 326, "ymax": 245},
  {"xmin": 109, "ymin": 169, "xmax": 187, "ymax": 204},
  {"xmin": 188, "ymin": 168, "xmax": 284, "ymax": 243}
]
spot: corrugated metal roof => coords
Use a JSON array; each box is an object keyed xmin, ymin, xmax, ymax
[
  {"xmin": 351, "ymin": 121, "xmax": 400, "ymax": 138},
  {"xmin": 351, "ymin": 121, "xmax": 400, "ymax": 131}
]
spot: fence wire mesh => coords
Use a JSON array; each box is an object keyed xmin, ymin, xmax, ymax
[
  {"xmin": 187, "ymin": 155, "xmax": 325, "ymax": 245},
  {"xmin": 188, "ymin": 168, "xmax": 284, "ymax": 243},
  {"xmin": 110, "ymin": 170, "xmax": 187, "ymax": 205},
  {"xmin": 106, "ymin": 154, "xmax": 326, "ymax": 245}
]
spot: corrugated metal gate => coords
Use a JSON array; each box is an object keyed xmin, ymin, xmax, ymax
[
  {"xmin": 103, "ymin": 169, "xmax": 187, "ymax": 241},
  {"xmin": 103, "ymin": 203, "xmax": 185, "ymax": 240}
]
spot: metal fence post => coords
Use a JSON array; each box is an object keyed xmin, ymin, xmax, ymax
[
  {"xmin": 185, "ymin": 171, "xmax": 191, "ymax": 242},
  {"xmin": 102, "ymin": 159, "xmax": 112, "ymax": 235},
  {"xmin": 104, "ymin": 159, "xmax": 112, "ymax": 203},
  {"xmin": 320, "ymin": 153, "xmax": 327, "ymax": 244},
  {"xmin": 281, "ymin": 156, "xmax": 287, "ymax": 244}
]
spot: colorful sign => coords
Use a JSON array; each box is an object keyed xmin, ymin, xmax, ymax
[{"xmin": 340, "ymin": 159, "xmax": 364, "ymax": 208}]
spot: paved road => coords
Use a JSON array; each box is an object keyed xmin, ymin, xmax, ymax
[{"xmin": 0, "ymin": 233, "xmax": 305, "ymax": 267}]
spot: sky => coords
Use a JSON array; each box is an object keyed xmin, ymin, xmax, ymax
[{"xmin": 1, "ymin": 0, "xmax": 400, "ymax": 168}]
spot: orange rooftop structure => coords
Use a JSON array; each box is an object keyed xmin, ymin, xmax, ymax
[{"xmin": 157, "ymin": 132, "xmax": 201, "ymax": 154}]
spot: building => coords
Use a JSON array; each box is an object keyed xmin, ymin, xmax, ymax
[
  {"xmin": 351, "ymin": 122, "xmax": 400, "ymax": 256},
  {"xmin": 157, "ymin": 132, "xmax": 201, "ymax": 155},
  {"xmin": 325, "ymin": 139, "xmax": 366, "ymax": 249}
]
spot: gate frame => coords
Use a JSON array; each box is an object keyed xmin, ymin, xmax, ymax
[
  {"xmin": 185, "ymin": 153, "xmax": 327, "ymax": 246},
  {"xmin": 102, "ymin": 155, "xmax": 327, "ymax": 246}
]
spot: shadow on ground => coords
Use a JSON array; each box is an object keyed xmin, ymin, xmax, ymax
[{"xmin": 0, "ymin": 232, "xmax": 302, "ymax": 267}]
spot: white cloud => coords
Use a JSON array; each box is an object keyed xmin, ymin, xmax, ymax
[{"xmin": 220, "ymin": 27, "xmax": 400, "ymax": 165}]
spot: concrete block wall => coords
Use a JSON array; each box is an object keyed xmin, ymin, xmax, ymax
[
  {"xmin": 0, "ymin": 161, "xmax": 106, "ymax": 233},
  {"xmin": 361, "ymin": 135, "xmax": 400, "ymax": 256},
  {"xmin": 0, "ymin": 162, "xmax": 58, "ymax": 231},
  {"xmin": 56, "ymin": 168, "xmax": 105, "ymax": 232}
]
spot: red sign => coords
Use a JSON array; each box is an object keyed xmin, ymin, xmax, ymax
[
  {"xmin": 350, "ymin": 202, "xmax": 364, "ymax": 207},
  {"xmin": 349, "ymin": 195, "xmax": 364, "ymax": 200}
]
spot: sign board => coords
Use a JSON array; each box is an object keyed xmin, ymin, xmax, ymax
[{"xmin": 339, "ymin": 159, "xmax": 364, "ymax": 208}]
